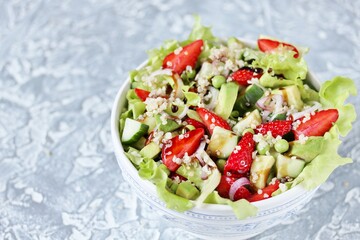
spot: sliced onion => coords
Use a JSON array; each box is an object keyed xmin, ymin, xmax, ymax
[
  {"xmin": 194, "ymin": 140, "xmax": 207, "ymax": 166},
  {"xmin": 229, "ymin": 177, "xmax": 250, "ymax": 201},
  {"xmin": 201, "ymin": 165, "xmax": 210, "ymax": 180},
  {"xmin": 273, "ymin": 94, "xmax": 284, "ymax": 112},
  {"xmin": 204, "ymin": 87, "xmax": 219, "ymax": 110},
  {"xmin": 256, "ymin": 95, "xmax": 271, "ymax": 110},
  {"xmin": 173, "ymin": 74, "xmax": 185, "ymax": 99},
  {"xmin": 292, "ymin": 101, "xmax": 321, "ymax": 120},
  {"xmin": 149, "ymin": 69, "xmax": 172, "ymax": 78}
]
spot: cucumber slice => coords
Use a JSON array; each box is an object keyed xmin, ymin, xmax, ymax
[
  {"xmin": 234, "ymin": 84, "xmax": 264, "ymax": 116},
  {"xmin": 121, "ymin": 118, "xmax": 149, "ymax": 145},
  {"xmin": 276, "ymin": 155, "xmax": 305, "ymax": 178},
  {"xmin": 140, "ymin": 116, "xmax": 157, "ymax": 134}
]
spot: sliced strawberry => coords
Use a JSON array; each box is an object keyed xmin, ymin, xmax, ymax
[
  {"xmin": 224, "ymin": 132, "xmax": 255, "ymax": 177},
  {"xmin": 231, "ymin": 68, "xmax": 262, "ymax": 86},
  {"xmin": 293, "ymin": 109, "xmax": 339, "ymax": 140},
  {"xmin": 161, "ymin": 128, "xmax": 204, "ymax": 172},
  {"xmin": 247, "ymin": 180, "xmax": 280, "ymax": 202},
  {"xmin": 196, "ymin": 108, "xmax": 231, "ymax": 135},
  {"xmin": 162, "ymin": 39, "xmax": 203, "ymax": 74},
  {"xmin": 184, "ymin": 117, "xmax": 206, "ymax": 130},
  {"xmin": 255, "ymin": 120, "xmax": 292, "ymax": 137},
  {"xmin": 134, "ymin": 88, "xmax": 150, "ymax": 102},
  {"xmin": 258, "ymin": 38, "xmax": 299, "ymax": 58},
  {"xmin": 216, "ymin": 175, "xmax": 252, "ymax": 201}
]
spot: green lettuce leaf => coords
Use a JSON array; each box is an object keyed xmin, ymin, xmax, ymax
[
  {"xmin": 204, "ymin": 191, "xmax": 258, "ymax": 220},
  {"xmin": 319, "ymin": 76, "xmax": 357, "ymax": 136},
  {"xmin": 253, "ymin": 48, "xmax": 308, "ymax": 80},
  {"xmin": 288, "ymin": 137, "xmax": 324, "ymax": 163},
  {"xmin": 292, "ymin": 127, "xmax": 352, "ymax": 190},
  {"xmin": 125, "ymin": 147, "xmax": 144, "ymax": 166}
]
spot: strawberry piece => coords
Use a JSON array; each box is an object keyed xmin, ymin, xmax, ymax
[
  {"xmin": 258, "ymin": 38, "xmax": 299, "ymax": 58},
  {"xmin": 247, "ymin": 180, "xmax": 280, "ymax": 202},
  {"xmin": 224, "ymin": 132, "xmax": 255, "ymax": 177},
  {"xmin": 134, "ymin": 88, "xmax": 150, "ymax": 102},
  {"xmin": 162, "ymin": 39, "xmax": 203, "ymax": 74},
  {"xmin": 255, "ymin": 120, "xmax": 292, "ymax": 137},
  {"xmin": 293, "ymin": 109, "xmax": 339, "ymax": 140},
  {"xmin": 231, "ymin": 68, "xmax": 262, "ymax": 86},
  {"xmin": 196, "ymin": 108, "xmax": 231, "ymax": 135},
  {"xmin": 161, "ymin": 128, "xmax": 204, "ymax": 172},
  {"xmin": 184, "ymin": 117, "xmax": 206, "ymax": 130},
  {"xmin": 216, "ymin": 175, "xmax": 252, "ymax": 201}
]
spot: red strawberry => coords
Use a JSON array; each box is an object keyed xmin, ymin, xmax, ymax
[
  {"xmin": 216, "ymin": 175, "xmax": 252, "ymax": 201},
  {"xmin": 258, "ymin": 38, "xmax": 299, "ymax": 58},
  {"xmin": 231, "ymin": 68, "xmax": 262, "ymax": 86},
  {"xmin": 247, "ymin": 180, "xmax": 280, "ymax": 202},
  {"xmin": 196, "ymin": 108, "xmax": 231, "ymax": 135},
  {"xmin": 255, "ymin": 120, "xmax": 292, "ymax": 137},
  {"xmin": 184, "ymin": 117, "xmax": 206, "ymax": 130},
  {"xmin": 134, "ymin": 88, "xmax": 150, "ymax": 102},
  {"xmin": 224, "ymin": 132, "xmax": 255, "ymax": 177},
  {"xmin": 293, "ymin": 109, "xmax": 339, "ymax": 140},
  {"xmin": 162, "ymin": 39, "xmax": 203, "ymax": 74},
  {"xmin": 162, "ymin": 128, "xmax": 204, "ymax": 172}
]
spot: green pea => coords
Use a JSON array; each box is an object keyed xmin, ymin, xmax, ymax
[
  {"xmin": 187, "ymin": 69, "xmax": 196, "ymax": 79},
  {"xmin": 242, "ymin": 128, "xmax": 255, "ymax": 135},
  {"xmin": 212, "ymin": 75, "xmax": 226, "ymax": 88},
  {"xmin": 274, "ymin": 139, "xmax": 289, "ymax": 153},
  {"xmin": 231, "ymin": 110, "xmax": 240, "ymax": 118},
  {"xmin": 216, "ymin": 159, "xmax": 226, "ymax": 173},
  {"xmin": 256, "ymin": 143, "xmax": 270, "ymax": 155}
]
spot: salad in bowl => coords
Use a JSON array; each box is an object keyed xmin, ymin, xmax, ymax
[{"xmin": 115, "ymin": 18, "xmax": 356, "ymax": 220}]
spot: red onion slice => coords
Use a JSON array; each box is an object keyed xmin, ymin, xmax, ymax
[{"xmin": 229, "ymin": 177, "xmax": 250, "ymax": 201}]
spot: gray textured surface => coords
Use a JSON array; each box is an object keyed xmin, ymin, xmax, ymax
[{"xmin": 0, "ymin": 0, "xmax": 359, "ymax": 239}]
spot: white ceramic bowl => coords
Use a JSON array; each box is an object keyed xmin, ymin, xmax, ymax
[{"xmin": 111, "ymin": 39, "xmax": 320, "ymax": 239}]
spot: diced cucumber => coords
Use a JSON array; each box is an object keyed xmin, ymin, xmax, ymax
[
  {"xmin": 276, "ymin": 155, "xmax": 305, "ymax": 178},
  {"xmin": 131, "ymin": 137, "xmax": 146, "ymax": 150},
  {"xmin": 214, "ymin": 82, "xmax": 239, "ymax": 120},
  {"xmin": 207, "ymin": 126, "xmax": 239, "ymax": 158},
  {"xmin": 121, "ymin": 118, "xmax": 149, "ymax": 145},
  {"xmin": 234, "ymin": 84, "xmax": 264, "ymax": 116},
  {"xmin": 140, "ymin": 142, "xmax": 161, "ymax": 159},
  {"xmin": 250, "ymin": 155, "xmax": 275, "ymax": 189},
  {"xmin": 233, "ymin": 109, "xmax": 262, "ymax": 136},
  {"xmin": 176, "ymin": 181, "xmax": 200, "ymax": 200},
  {"xmin": 141, "ymin": 116, "xmax": 157, "ymax": 134}
]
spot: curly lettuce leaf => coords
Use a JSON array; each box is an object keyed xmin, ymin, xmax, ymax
[
  {"xmin": 292, "ymin": 127, "xmax": 352, "ymax": 189},
  {"xmin": 253, "ymin": 47, "xmax": 308, "ymax": 80},
  {"xmin": 204, "ymin": 191, "xmax": 258, "ymax": 220},
  {"xmin": 319, "ymin": 76, "xmax": 357, "ymax": 136}
]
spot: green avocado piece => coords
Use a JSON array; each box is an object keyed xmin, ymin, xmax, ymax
[
  {"xmin": 233, "ymin": 109, "xmax": 262, "ymax": 136},
  {"xmin": 276, "ymin": 155, "xmax": 305, "ymax": 179},
  {"xmin": 129, "ymin": 100, "xmax": 146, "ymax": 119},
  {"xmin": 140, "ymin": 142, "xmax": 161, "ymax": 159},
  {"xmin": 214, "ymin": 82, "xmax": 239, "ymax": 120},
  {"xmin": 250, "ymin": 155, "xmax": 275, "ymax": 189},
  {"xmin": 155, "ymin": 115, "xmax": 181, "ymax": 132},
  {"xmin": 287, "ymin": 137, "xmax": 324, "ymax": 162},
  {"xmin": 176, "ymin": 181, "xmax": 200, "ymax": 200},
  {"xmin": 207, "ymin": 126, "xmax": 239, "ymax": 158},
  {"xmin": 273, "ymin": 85, "xmax": 303, "ymax": 111},
  {"xmin": 176, "ymin": 161, "xmax": 203, "ymax": 188}
]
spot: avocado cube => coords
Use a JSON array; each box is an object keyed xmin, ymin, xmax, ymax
[
  {"xmin": 276, "ymin": 154, "xmax": 305, "ymax": 178},
  {"xmin": 207, "ymin": 126, "xmax": 239, "ymax": 158},
  {"xmin": 140, "ymin": 142, "xmax": 161, "ymax": 159},
  {"xmin": 214, "ymin": 82, "xmax": 239, "ymax": 120},
  {"xmin": 176, "ymin": 181, "xmax": 200, "ymax": 200},
  {"xmin": 250, "ymin": 155, "xmax": 275, "ymax": 189},
  {"xmin": 233, "ymin": 109, "xmax": 262, "ymax": 135}
]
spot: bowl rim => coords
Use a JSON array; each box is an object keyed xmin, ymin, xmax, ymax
[{"xmin": 111, "ymin": 38, "xmax": 320, "ymax": 215}]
